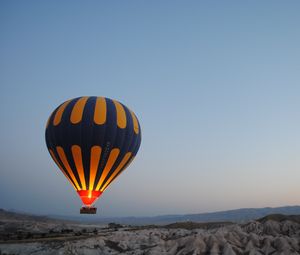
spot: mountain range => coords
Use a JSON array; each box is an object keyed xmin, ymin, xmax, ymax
[{"xmin": 48, "ymin": 205, "xmax": 300, "ymax": 225}]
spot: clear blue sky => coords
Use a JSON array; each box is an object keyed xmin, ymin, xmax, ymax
[{"xmin": 1, "ymin": 1, "xmax": 300, "ymax": 217}]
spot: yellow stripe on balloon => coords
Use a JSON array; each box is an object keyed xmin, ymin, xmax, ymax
[
  {"xmin": 130, "ymin": 110, "xmax": 139, "ymax": 134},
  {"xmin": 95, "ymin": 148, "xmax": 120, "ymax": 191},
  {"xmin": 70, "ymin": 97, "xmax": 89, "ymax": 124},
  {"xmin": 49, "ymin": 149, "xmax": 77, "ymax": 191},
  {"xmin": 71, "ymin": 145, "xmax": 87, "ymax": 190},
  {"xmin": 56, "ymin": 146, "xmax": 81, "ymax": 190},
  {"xmin": 94, "ymin": 97, "xmax": 106, "ymax": 125},
  {"xmin": 53, "ymin": 100, "xmax": 71, "ymax": 126},
  {"xmin": 113, "ymin": 100, "xmax": 127, "ymax": 129},
  {"xmin": 100, "ymin": 152, "xmax": 132, "ymax": 192},
  {"xmin": 89, "ymin": 146, "xmax": 102, "ymax": 190}
]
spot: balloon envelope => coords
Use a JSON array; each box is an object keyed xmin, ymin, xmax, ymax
[{"xmin": 45, "ymin": 97, "xmax": 141, "ymax": 207}]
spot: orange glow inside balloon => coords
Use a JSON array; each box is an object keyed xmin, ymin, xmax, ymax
[{"xmin": 77, "ymin": 190, "xmax": 102, "ymax": 206}]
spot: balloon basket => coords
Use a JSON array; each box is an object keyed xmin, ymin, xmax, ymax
[{"xmin": 80, "ymin": 206, "xmax": 97, "ymax": 214}]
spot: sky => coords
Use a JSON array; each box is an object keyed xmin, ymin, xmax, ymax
[{"xmin": 0, "ymin": 1, "xmax": 300, "ymax": 217}]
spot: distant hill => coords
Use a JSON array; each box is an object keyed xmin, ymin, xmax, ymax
[
  {"xmin": 95, "ymin": 205, "xmax": 300, "ymax": 225},
  {"xmin": 0, "ymin": 209, "xmax": 71, "ymax": 224},
  {"xmin": 258, "ymin": 214, "xmax": 300, "ymax": 224},
  {"xmin": 1, "ymin": 205, "xmax": 300, "ymax": 225},
  {"xmin": 0, "ymin": 209, "xmax": 50, "ymax": 222},
  {"xmin": 50, "ymin": 205, "xmax": 300, "ymax": 225}
]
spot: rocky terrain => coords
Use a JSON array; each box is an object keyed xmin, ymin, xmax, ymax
[{"xmin": 0, "ymin": 209, "xmax": 299, "ymax": 254}]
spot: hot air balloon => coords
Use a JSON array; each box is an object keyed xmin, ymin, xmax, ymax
[{"xmin": 45, "ymin": 97, "xmax": 141, "ymax": 214}]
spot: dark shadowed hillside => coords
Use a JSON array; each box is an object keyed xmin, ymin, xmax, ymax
[
  {"xmin": 258, "ymin": 214, "xmax": 300, "ymax": 224},
  {"xmin": 0, "ymin": 209, "xmax": 61, "ymax": 223}
]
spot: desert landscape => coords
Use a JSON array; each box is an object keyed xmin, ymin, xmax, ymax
[{"xmin": 0, "ymin": 208, "xmax": 299, "ymax": 255}]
